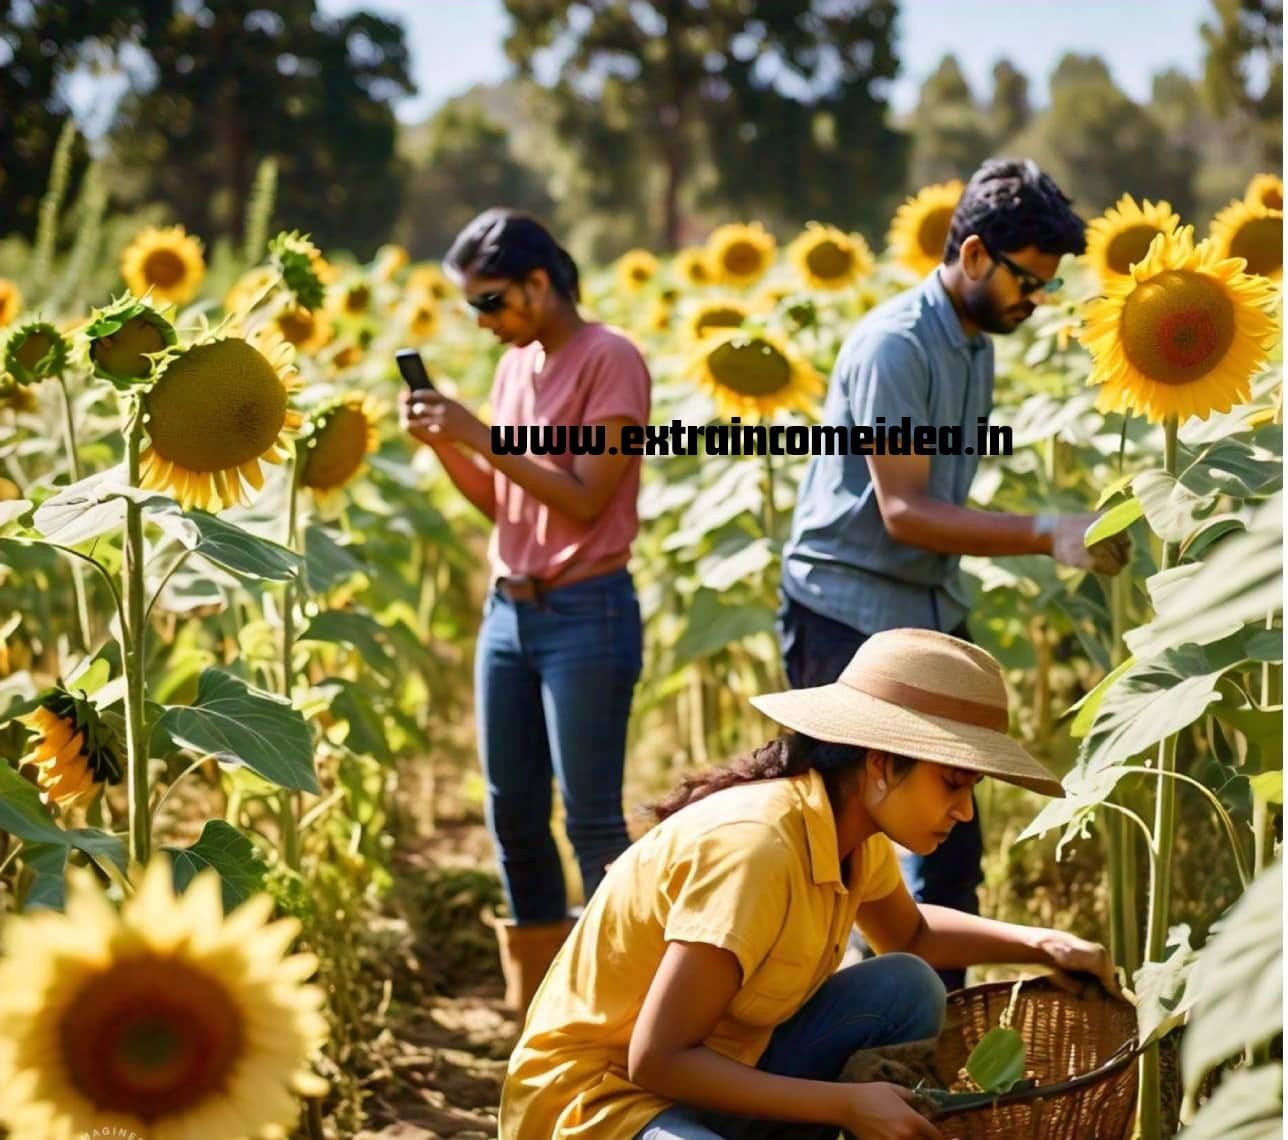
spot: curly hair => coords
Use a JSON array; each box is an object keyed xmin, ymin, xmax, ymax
[
  {"xmin": 944, "ymin": 158, "xmax": 1086, "ymax": 264},
  {"xmin": 646, "ymin": 733, "xmax": 916, "ymax": 822}
]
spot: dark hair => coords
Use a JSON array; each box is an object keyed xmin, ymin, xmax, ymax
[
  {"xmin": 944, "ymin": 158, "xmax": 1086, "ymax": 264},
  {"xmin": 443, "ymin": 208, "xmax": 581, "ymax": 302},
  {"xmin": 647, "ymin": 733, "xmax": 916, "ymax": 823}
]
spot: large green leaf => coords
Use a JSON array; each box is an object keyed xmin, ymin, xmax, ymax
[
  {"xmin": 148, "ymin": 506, "xmax": 301, "ymax": 582},
  {"xmin": 19, "ymin": 842, "xmax": 69, "ymax": 911},
  {"xmin": 1182, "ymin": 861, "xmax": 1283, "ymax": 1094},
  {"xmin": 965, "ymin": 1027, "xmax": 1027, "ymax": 1094},
  {"xmin": 1085, "ymin": 497, "xmax": 1144, "ymax": 545},
  {"xmin": 1133, "ymin": 470, "xmax": 1217, "ymax": 545},
  {"xmin": 304, "ymin": 524, "xmax": 366, "ymax": 594},
  {"xmin": 1016, "ymin": 763, "xmax": 1127, "ymax": 848},
  {"xmin": 314, "ymin": 677, "xmax": 393, "ymax": 762},
  {"xmin": 0, "ymin": 763, "xmax": 128, "ymax": 880},
  {"xmin": 1067, "ymin": 656, "xmax": 1136, "ymax": 738},
  {"xmin": 298, "ymin": 609, "xmax": 398, "ymax": 678},
  {"xmin": 1132, "ymin": 926, "xmax": 1199, "ymax": 1049},
  {"xmin": 670, "ymin": 589, "xmax": 776, "ymax": 669},
  {"xmin": 1127, "ymin": 493, "xmax": 1282, "ymax": 659},
  {"xmin": 163, "ymin": 820, "xmax": 269, "ymax": 911},
  {"xmin": 0, "ymin": 499, "xmax": 31, "ymax": 529},
  {"xmin": 157, "ymin": 669, "xmax": 319, "ymax": 793},
  {"xmin": 697, "ymin": 536, "xmax": 776, "ymax": 591},
  {"xmin": 1178, "ymin": 1063, "xmax": 1282, "ymax": 1140}
]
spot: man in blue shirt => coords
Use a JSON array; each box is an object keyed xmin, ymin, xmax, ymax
[{"xmin": 780, "ymin": 158, "xmax": 1131, "ymax": 989}]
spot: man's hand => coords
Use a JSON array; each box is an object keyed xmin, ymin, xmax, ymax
[{"xmin": 1042, "ymin": 513, "xmax": 1132, "ymax": 575}]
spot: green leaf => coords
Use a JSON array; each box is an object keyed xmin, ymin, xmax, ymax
[
  {"xmin": 1067, "ymin": 656, "xmax": 1136, "ymax": 738},
  {"xmin": 1132, "ymin": 926, "xmax": 1199, "ymax": 1049},
  {"xmin": 0, "ymin": 499, "xmax": 31, "ymax": 528},
  {"xmin": 163, "ymin": 820, "xmax": 269, "ymax": 911},
  {"xmin": 1128, "ymin": 493, "xmax": 1282, "ymax": 659},
  {"xmin": 315, "ymin": 677, "xmax": 393, "ymax": 762},
  {"xmin": 298, "ymin": 609, "xmax": 398, "ymax": 678},
  {"xmin": 1016, "ymin": 763, "xmax": 1128, "ymax": 848},
  {"xmin": 697, "ymin": 536, "xmax": 775, "ymax": 591},
  {"xmin": 304, "ymin": 524, "xmax": 366, "ymax": 594},
  {"xmin": 158, "ymin": 669, "xmax": 318, "ymax": 793},
  {"xmin": 670, "ymin": 589, "xmax": 776, "ymax": 669},
  {"xmin": 19, "ymin": 842, "xmax": 69, "ymax": 911},
  {"xmin": 1249, "ymin": 771, "xmax": 1283, "ymax": 807},
  {"xmin": 1182, "ymin": 861, "xmax": 1283, "ymax": 1094},
  {"xmin": 1178, "ymin": 1063, "xmax": 1282, "ymax": 1140},
  {"xmin": 965, "ymin": 1026, "xmax": 1027, "ymax": 1094},
  {"xmin": 31, "ymin": 468, "xmax": 162, "ymax": 544},
  {"xmin": 0, "ymin": 763, "xmax": 127, "ymax": 877},
  {"xmin": 149, "ymin": 506, "xmax": 301, "ymax": 582},
  {"xmin": 1085, "ymin": 497, "xmax": 1144, "ymax": 545},
  {"xmin": 1212, "ymin": 682, "xmax": 1284, "ymax": 770},
  {"xmin": 1133, "ymin": 469, "xmax": 1217, "ymax": 545}
]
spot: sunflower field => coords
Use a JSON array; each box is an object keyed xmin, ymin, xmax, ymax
[{"xmin": 0, "ymin": 126, "xmax": 1282, "ymax": 1140}]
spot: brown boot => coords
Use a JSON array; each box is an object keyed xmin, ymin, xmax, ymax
[{"xmin": 494, "ymin": 917, "xmax": 575, "ymax": 1019}]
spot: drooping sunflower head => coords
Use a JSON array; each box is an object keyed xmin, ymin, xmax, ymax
[
  {"xmin": 140, "ymin": 331, "xmax": 303, "ymax": 512},
  {"xmin": 269, "ymin": 230, "xmax": 333, "ymax": 311},
  {"xmin": 270, "ymin": 302, "xmax": 335, "ymax": 355},
  {"xmin": 789, "ymin": 222, "xmax": 875, "ymax": 291},
  {"xmin": 1245, "ymin": 173, "xmax": 1284, "ymax": 212},
  {"xmin": 3, "ymin": 320, "xmax": 70, "ymax": 385},
  {"xmin": 119, "ymin": 225, "xmax": 206, "ymax": 306},
  {"xmin": 705, "ymin": 222, "xmax": 777, "ymax": 287},
  {"xmin": 685, "ymin": 298, "xmax": 753, "ymax": 343},
  {"xmin": 673, "ymin": 247, "xmax": 713, "ymax": 287},
  {"xmin": 84, "ymin": 295, "xmax": 177, "ymax": 387},
  {"xmin": 297, "ymin": 391, "xmax": 380, "ymax": 499},
  {"xmin": 1084, "ymin": 194, "xmax": 1184, "ymax": 286},
  {"xmin": 615, "ymin": 249, "xmax": 660, "ymax": 293},
  {"xmin": 886, "ymin": 181, "xmax": 964, "ymax": 277},
  {"xmin": 0, "ymin": 860, "xmax": 329, "ymax": 1140},
  {"xmin": 1209, "ymin": 198, "xmax": 1284, "ymax": 281},
  {"xmin": 1078, "ymin": 226, "xmax": 1281, "ymax": 423},
  {"xmin": 691, "ymin": 329, "xmax": 823, "ymax": 420},
  {"xmin": 0, "ymin": 278, "xmax": 21, "ymax": 327},
  {"xmin": 16, "ymin": 686, "xmax": 123, "ymax": 810}
]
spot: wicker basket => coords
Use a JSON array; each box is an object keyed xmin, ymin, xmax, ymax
[{"xmin": 923, "ymin": 978, "xmax": 1140, "ymax": 1140}]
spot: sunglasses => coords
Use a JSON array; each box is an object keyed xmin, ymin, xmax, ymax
[
  {"xmin": 983, "ymin": 242, "xmax": 1062, "ymax": 297},
  {"xmin": 465, "ymin": 286, "xmax": 512, "ymax": 315}
]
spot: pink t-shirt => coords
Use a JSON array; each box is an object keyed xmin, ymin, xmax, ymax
[{"xmin": 488, "ymin": 323, "xmax": 652, "ymax": 580}]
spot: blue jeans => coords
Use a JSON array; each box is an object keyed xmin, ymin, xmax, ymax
[
  {"xmin": 634, "ymin": 953, "xmax": 946, "ymax": 1139},
  {"xmin": 777, "ymin": 593, "xmax": 983, "ymax": 991},
  {"xmin": 476, "ymin": 569, "xmax": 642, "ymax": 924}
]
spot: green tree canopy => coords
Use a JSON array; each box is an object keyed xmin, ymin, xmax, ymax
[
  {"xmin": 989, "ymin": 59, "xmax": 1031, "ymax": 145},
  {"xmin": 907, "ymin": 53, "xmax": 992, "ymax": 188},
  {"xmin": 501, "ymin": 0, "xmax": 906, "ymax": 252}
]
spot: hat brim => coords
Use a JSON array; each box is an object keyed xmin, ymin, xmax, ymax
[{"xmin": 749, "ymin": 683, "xmax": 1064, "ymax": 798}]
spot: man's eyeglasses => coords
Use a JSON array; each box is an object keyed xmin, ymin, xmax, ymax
[
  {"xmin": 465, "ymin": 286, "xmax": 512, "ymax": 315},
  {"xmin": 982, "ymin": 243, "xmax": 1062, "ymax": 297}
]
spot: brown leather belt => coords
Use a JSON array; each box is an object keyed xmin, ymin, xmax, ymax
[{"xmin": 493, "ymin": 554, "xmax": 629, "ymax": 605}]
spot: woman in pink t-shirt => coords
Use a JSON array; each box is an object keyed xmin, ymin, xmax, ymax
[{"xmin": 402, "ymin": 210, "xmax": 652, "ymax": 1017}]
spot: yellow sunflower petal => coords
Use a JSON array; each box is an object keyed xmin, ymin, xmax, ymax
[{"xmin": 886, "ymin": 181, "xmax": 963, "ymax": 277}]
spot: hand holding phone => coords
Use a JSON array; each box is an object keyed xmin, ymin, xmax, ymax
[{"xmin": 396, "ymin": 348, "xmax": 437, "ymax": 394}]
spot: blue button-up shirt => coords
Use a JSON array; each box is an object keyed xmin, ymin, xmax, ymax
[{"xmin": 782, "ymin": 270, "xmax": 994, "ymax": 634}]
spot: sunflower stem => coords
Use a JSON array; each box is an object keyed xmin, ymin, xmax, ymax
[
  {"xmin": 1106, "ymin": 571, "xmax": 1141, "ymax": 978},
  {"xmin": 56, "ymin": 373, "xmax": 93, "ymax": 653},
  {"xmin": 762, "ymin": 446, "xmax": 777, "ymax": 543},
  {"xmin": 279, "ymin": 463, "xmax": 301, "ymax": 871},
  {"xmin": 123, "ymin": 400, "xmax": 151, "ymax": 866},
  {"xmin": 1138, "ymin": 414, "xmax": 1180, "ymax": 1140}
]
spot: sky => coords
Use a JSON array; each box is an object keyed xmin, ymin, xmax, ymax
[
  {"xmin": 313, "ymin": 0, "xmax": 1219, "ymax": 122},
  {"xmin": 62, "ymin": 0, "xmax": 1220, "ymax": 134}
]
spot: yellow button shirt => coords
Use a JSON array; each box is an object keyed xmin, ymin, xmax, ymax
[{"xmin": 499, "ymin": 769, "xmax": 903, "ymax": 1139}]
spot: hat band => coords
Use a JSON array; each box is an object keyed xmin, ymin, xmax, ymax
[{"xmin": 842, "ymin": 674, "xmax": 1009, "ymax": 733}]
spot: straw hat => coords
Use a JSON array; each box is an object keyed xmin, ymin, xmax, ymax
[{"xmin": 750, "ymin": 628, "xmax": 1064, "ymax": 797}]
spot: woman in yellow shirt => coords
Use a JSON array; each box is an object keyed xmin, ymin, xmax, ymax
[{"xmin": 500, "ymin": 629, "xmax": 1119, "ymax": 1140}]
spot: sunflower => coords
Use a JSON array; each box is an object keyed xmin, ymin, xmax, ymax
[
  {"xmin": 691, "ymin": 328, "xmax": 823, "ymax": 419},
  {"xmin": 685, "ymin": 298, "xmax": 753, "ymax": 343},
  {"xmin": 269, "ymin": 231, "xmax": 333, "ymax": 311},
  {"xmin": 271, "ymin": 303, "xmax": 334, "ymax": 355},
  {"xmin": 4, "ymin": 321, "xmax": 70, "ymax": 385},
  {"xmin": 1078, "ymin": 227, "xmax": 1280, "ymax": 423},
  {"xmin": 1244, "ymin": 173, "xmax": 1284, "ymax": 212},
  {"xmin": 788, "ymin": 222, "xmax": 875, "ymax": 291},
  {"xmin": 615, "ymin": 249, "xmax": 659, "ymax": 293},
  {"xmin": 372, "ymin": 242, "xmax": 410, "ymax": 282},
  {"xmin": 886, "ymin": 181, "xmax": 963, "ymax": 277},
  {"xmin": 673, "ymin": 248, "xmax": 713, "ymax": 287},
  {"xmin": 0, "ymin": 278, "xmax": 21, "ymax": 327},
  {"xmin": 85, "ymin": 296, "xmax": 177, "ymax": 386},
  {"xmin": 120, "ymin": 225, "xmax": 206, "ymax": 306},
  {"xmin": 0, "ymin": 860, "xmax": 328, "ymax": 1140},
  {"xmin": 406, "ymin": 297, "xmax": 439, "ymax": 341},
  {"xmin": 706, "ymin": 222, "xmax": 777, "ymax": 287},
  {"xmin": 646, "ymin": 299, "xmax": 672, "ymax": 333},
  {"xmin": 1084, "ymin": 195, "xmax": 1183, "ymax": 286},
  {"xmin": 407, "ymin": 263, "xmax": 454, "ymax": 301},
  {"xmin": 298, "ymin": 392, "xmax": 379, "ymax": 497},
  {"xmin": 328, "ymin": 340, "xmax": 366, "ymax": 371},
  {"xmin": 140, "ymin": 332, "xmax": 302, "ymax": 512},
  {"xmin": 16, "ymin": 687, "xmax": 122, "ymax": 809},
  {"xmin": 1209, "ymin": 198, "xmax": 1283, "ymax": 281},
  {"xmin": 328, "ymin": 279, "xmax": 372, "ymax": 318}
]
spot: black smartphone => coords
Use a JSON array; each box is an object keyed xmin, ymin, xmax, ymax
[{"xmin": 395, "ymin": 349, "xmax": 436, "ymax": 393}]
